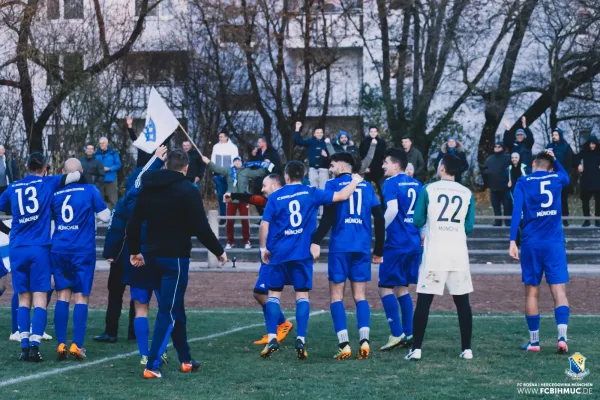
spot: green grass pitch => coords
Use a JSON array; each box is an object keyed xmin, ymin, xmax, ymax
[{"xmin": 0, "ymin": 308, "xmax": 598, "ymax": 399}]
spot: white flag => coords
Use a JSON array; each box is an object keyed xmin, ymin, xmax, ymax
[{"xmin": 134, "ymin": 87, "xmax": 179, "ymax": 154}]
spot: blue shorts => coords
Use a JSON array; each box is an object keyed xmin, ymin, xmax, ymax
[
  {"xmin": 521, "ymin": 243, "xmax": 568, "ymax": 286},
  {"xmin": 328, "ymin": 252, "xmax": 371, "ymax": 283},
  {"xmin": 130, "ymin": 287, "xmax": 161, "ymax": 304},
  {"xmin": 378, "ymin": 248, "xmax": 421, "ymax": 288},
  {"xmin": 11, "ymin": 246, "xmax": 52, "ymax": 294},
  {"xmin": 254, "ymin": 263, "xmax": 269, "ymax": 294},
  {"xmin": 51, "ymin": 252, "xmax": 96, "ymax": 296},
  {"xmin": 268, "ymin": 258, "xmax": 313, "ymax": 291}
]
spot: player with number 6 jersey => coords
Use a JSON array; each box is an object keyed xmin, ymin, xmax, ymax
[
  {"xmin": 405, "ymin": 154, "xmax": 476, "ymax": 361},
  {"xmin": 258, "ymin": 160, "xmax": 363, "ymax": 360},
  {"xmin": 509, "ymin": 150, "xmax": 571, "ymax": 354},
  {"xmin": 51, "ymin": 158, "xmax": 110, "ymax": 361},
  {"xmin": 0, "ymin": 153, "xmax": 82, "ymax": 362}
]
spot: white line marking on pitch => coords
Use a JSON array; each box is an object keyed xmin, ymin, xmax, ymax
[{"xmin": 0, "ymin": 310, "xmax": 326, "ymax": 388}]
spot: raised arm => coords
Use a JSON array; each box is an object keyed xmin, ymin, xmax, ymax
[
  {"xmin": 360, "ymin": 140, "xmax": 377, "ymax": 174},
  {"xmin": 332, "ymin": 174, "xmax": 363, "ymax": 202}
]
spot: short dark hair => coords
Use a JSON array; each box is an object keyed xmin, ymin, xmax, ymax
[
  {"xmin": 219, "ymin": 130, "xmax": 228, "ymax": 137},
  {"xmin": 285, "ymin": 160, "xmax": 306, "ymax": 182},
  {"xmin": 166, "ymin": 149, "xmax": 189, "ymax": 171},
  {"xmin": 27, "ymin": 152, "xmax": 47, "ymax": 173},
  {"xmin": 385, "ymin": 148, "xmax": 408, "ymax": 170},
  {"xmin": 440, "ymin": 154, "xmax": 461, "ymax": 177},
  {"xmin": 266, "ymin": 173, "xmax": 285, "ymax": 187},
  {"xmin": 329, "ymin": 152, "xmax": 355, "ymax": 169},
  {"xmin": 535, "ymin": 151, "xmax": 554, "ymax": 171},
  {"xmin": 401, "ymin": 136, "xmax": 412, "ymax": 142},
  {"xmin": 369, "ymin": 126, "xmax": 378, "ymax": 131}
]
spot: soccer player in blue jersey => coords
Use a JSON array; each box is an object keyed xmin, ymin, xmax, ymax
[
  {"xmin": 51, "ymin": 158, "xmax": 111, "ymax": 361},
  {"xmin": 259, "ymin": 160, "xmax": 363, "ymax": 359},
  {"xmin": 509, "ymin": 150, "xmax": 571, "ymax": 354},
  {"xmin": 104, "ymin": 147, "xmax": 170, "ymax": 366},
  {"xmin": 311, "ymin": 152, "xmax": 384, "ymax": 360},
  {"xmin": 378, "ymin": 148, "xmax": 423, "ymax": 351},
  {"xmin": 224, "ymin": 175, "xmax": 294, "ymax": 346},
  {"xmin": 0, "ymin": 153, "xmax": 81, "ymax": 361}
]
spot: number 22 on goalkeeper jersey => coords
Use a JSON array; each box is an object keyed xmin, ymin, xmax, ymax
[{"xmin": 51, "ymin": 184, "xmax": 108, "ymax": 255}]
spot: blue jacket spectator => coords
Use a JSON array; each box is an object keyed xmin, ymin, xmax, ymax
[
  {"xmin": 293, "ymin": 126, "xmax": 329, "ymax": 169},
  {"xmin": 95, "ymin": 140, "xmax": 122, "ymax": 183}
]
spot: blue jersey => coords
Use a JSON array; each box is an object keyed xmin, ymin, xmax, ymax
[
  {"xmin": 510, "ymin": 160, "xmax": 569, "ymax": 245},
  {"xmin": 383, "ymin": 174, "xmax": 422, "ymax": 251},
  {"xmin": 326, "ymin": 174, "xmax": 379, "ymax": 254},
  {"xmin": 52, "ymin": 184, "xmax": 107, "ymax": 255},
  {"xmin": 0, "ymin": 175, "xmax": 64, "ymax": 248},
  {"xmin": 263, "ymin": 184, "xmax": 334, "ymax": 264}
]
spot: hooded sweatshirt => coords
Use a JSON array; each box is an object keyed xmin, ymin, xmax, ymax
[
  {"xmin": 127, "ymin": 169, "xmax": 224, "ymax": 259},
  {"xmin": 546, "ymin": 128, "xmax": 573, "ymax": 170},
  {"xmin": 575, "ymin": 136, "xmax": 600, "ymax": 191}
]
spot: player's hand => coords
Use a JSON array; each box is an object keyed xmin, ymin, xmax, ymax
[
  {"xmin": 324, "ymin": 138, "xmax": 330, "ymax": 144},
  {"xmin": 503, "ymin": 120, "xmax": 510, "ymax": 130},
  {"xmin": 508, "ymin": 181, "xmax": 512, "ymax": 188},
  {"xmin": 371, "ymin": 255, "xmax": 383, "ymax": 264},
  {"xmin": 351, "ymin": 173, "xmax": 363, "ymax": 183},
  {"xmin": 155, "ymin": 145, "xmax": 168, "ymax": 161},
  {"xmin": 104, "ymin": 167, "xmax": 110, "ymax": 171},
  {"xmin": 321, "ymin": 149, "xmax": 327, "ymax": 157},
  {"xmin": 365, "ymin": 168, "xmax": 370, "ymax": 173},
  {"xmin": 223, "ymin": 193, "xmax": 232, "ymax": 203},
  {"xmin": 125, "ymin": 115, "xmax": 133, "ymax": 128},
  {"xmin": 295, "ymin": 121, "xmax": 302, "ymax": 131},
  {"xmin": 545, "ymin": 149, "xmax": 556, "ymax": 160},
  {"xmin": 219, "ymin": 253, "xmax": 228, "ymax": 266},
  {"xmin": 509, "ymin": 241, "xmax": 519, "ymax": 260},
  {"xmin": 130, "ymin": 254, "xmax": 145, "ymax": 267},
  {"xmin": 201, "ymin": 155, "xmax": 210, "ymax": 164},
  {"xmin": 521, "ymin": 116, "xmax": 526, "ymax": 128},
  {"xmin": 310, "ymin": 244, "xmax": 320, "ymax": 260},
  {"xmin": 261, "ymin": 248, "xmax": 271, "ymax": 264},
  {"xmin": 578, "ymin": 165, "xmax": 584, "ymax": 173}
]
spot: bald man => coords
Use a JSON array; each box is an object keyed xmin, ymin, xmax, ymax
[{"xmin": 50, "ymin": 158, "xmax": 110, "ymax": 361}]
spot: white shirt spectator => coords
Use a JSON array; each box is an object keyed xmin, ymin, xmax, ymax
[{"xmin": 211, "ymin": 135, "xmax": 239, "ymax": 169}]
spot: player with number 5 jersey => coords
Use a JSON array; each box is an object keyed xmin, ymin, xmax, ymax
[
  {"xmin": 0, "ymin": 153, "xmax": 82, "ymax": 362},
  {"xmin": 259, "ymin": 160, "xmax": 363, "ymax": 360},
  {"xmin": 51, "ymin": 158, "xmax": 110, "ymax": 361},
  {"xmin": 509, "ymin": 150, "xmax": 571, "ymax": 355}
]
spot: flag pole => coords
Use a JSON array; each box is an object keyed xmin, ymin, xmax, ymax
[{"xmin": 178, "ymin": 123, "xmax": 203, "ymax": 157}]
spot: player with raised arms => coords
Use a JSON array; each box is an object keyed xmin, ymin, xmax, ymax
[
  {"xmin": 259, "ymin": 160, "xmax": 362, "ymax": 359},
  {"xmin": 509, "ymin": 150, "xmax": 571, "ymax": 354}
]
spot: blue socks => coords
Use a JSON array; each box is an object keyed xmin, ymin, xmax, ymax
[
  {"xmin": 73, "ymin": 304, "xmax": 88, "ymax": 348},
  {"xmin": 31, "ymin": 307, "xmax": 47, "ymax": 346},
  {"xmin": 11, "ymin": 293, "xmax": 18, "ymax": 334},
  {"xmin": 134, "ymin": 317, "xmax": 150, "ymax": 356},
  {"xmin": 356, "ymin": 300, "xmax": 370, "ymax": 342},
  {"xmin": 265, "ymin": 297, "xmax": 280, "ymax": 336},
  {"xmin": 330, "ymin": 301, "xmax": 348, "ymax": 344},
  {"xmin": 555, "ymin": 305, "xmax": 569, "ymax": 340},
  {"xmin": 382, "ymin": 294, "xmax": 402, "ymax": 337},
  {"xmin": 398, "ymin": 294, "xmax": 413, "ymax": 336},
  {"xmin": 262, "ymin": 303, "xmax": 287, "ymax": 326},
  {"xmin": 526, "ymin": 314, "xmax": 540, "ymax": 344},
  {"xmin": 17, "ymin": 306, "xmax": 30, "ymax": 348},
  {"xmin": 54, "ymin": 300, "xmax": 69, "ymax": 345},
  {"xmin": 296, "ymin": 298, "xmax": 310, "ymax": 339}
]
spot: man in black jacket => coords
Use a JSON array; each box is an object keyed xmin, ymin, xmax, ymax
[
  {"xmin": 80, "ymin": 144, "xmax": 105, "ymax": 190},
  {"xmin": 127, "ymin": 149, "xmax": 227, "ymax": 379},
  {"xmin": 359, "ymin": 127, "xmax": 387, "ymax": 199},
  {"xmin": 482, "ymin": 142, "xmax": 511, "ymax": 226},
  {"xmin": 182, "ymin": 141, "xmax": 205, "ymax": 187}
]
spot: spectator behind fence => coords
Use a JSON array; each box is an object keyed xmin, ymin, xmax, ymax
[
  {"xmin": 401, "ymin": 137, "xmax": 425, "ymax": 180},
  {"xmin": 482, "ymin": 141, "xmax": 511, "ymax": 226},
  {"xmin": 575, "ymin": 136, "xmax": 600, "ymax": 227},
  {"xmin": 250, "ymin": 136, "xmax": 282, "ymax": 213},
  {"xmin": 0, "ymin": 145, "xmax": 19, "ymax": 198},
  {"xmin": 182, "ymin": 141, "xmax": 205, "ymax": 188},
  {"xmin": 360, "ymin": 126, "xmax": 387, "ymax": 196},
  {"xmin": 80, "ymin": 144, "xmax": 105, "ymax": 191},
  {"xmin": 203, "ymin": 155, "xmax": 270, "ymax": 250},
  {"xmin": 546, "ymin": 127, "xmax": 574, "ymax": 226},
  {"xmin": 293, "ymin": 121, "xmax": 329, "ymax": 191},
  {"xmin": 436, "ymin": 137, "xmax": 469, "ymax": 184},
  {"xmin": 211, "ymin": 131, "xmax": 239, "ymax": 225},
  {"xmin": 125, "ymin": 116, "xmax": 153, "ymax": 167},
  {"xmin": 96, "ymin": 137, "xmax": 122, "ymax": 209},
  {"xmin": 503, "ymin": 117, "xmax": 534, "ymax": 168}
]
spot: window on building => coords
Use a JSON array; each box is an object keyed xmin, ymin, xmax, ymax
[
  {"xmin": 135, "ymin": 0, "xmax": 173, "ymax": 17},
  {"xmin": 228, "ymin": 93, "xmax": 257, "ymax": 111},
  {"xmin": 124, "ymin": 52, "xmax": 189, "ymax": 85},
  {"xmin": 46, "ymin": 53, "xmax": 61, "ymax": 85},
  {"xmin": 63, "ymin": 53, "xmax": 84, "ymax": 82},
  {"xmin": 64, "ymin": 0, "xmax": 84, "ymax": 19},
  {"xmin": 47, "ymin": 0, "xmax": 60, "ymax": 20}
]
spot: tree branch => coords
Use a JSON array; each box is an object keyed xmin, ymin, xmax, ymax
[
  {"xmin": 0, "ymin": 79, "xmax": 19, "ymax": 88},
  {"xmin": 93, "ymin": 0, "xmax": 110, "ymax": 59},
  {"xmin": 557, "ymin": 114, "xmax": 600, "ymax": 122}
]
